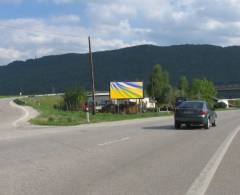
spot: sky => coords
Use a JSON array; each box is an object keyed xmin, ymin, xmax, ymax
[{"xmin": 1, "ymin": 0, "xmax": 240, "ymax": 65}]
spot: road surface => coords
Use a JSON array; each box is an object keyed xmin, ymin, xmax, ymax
[{"xmin": 0, "ymin": 98, "xmax": 240, "ymax": 195}]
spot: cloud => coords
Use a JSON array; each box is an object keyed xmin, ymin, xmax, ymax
[
  {"xmin": 2, "ymin": 0, "xmax": 240, "ymax": 65},
  {"xmin": 51, "ymin": 14, "xmax": 81, "ymax": 23},
  {"xmin": 0, "ymin": 14, "xmax": 152, "ymax": 65},
  {"xmin": 0, "ymin": 48, "xmax": 28, "ymax": 65}
]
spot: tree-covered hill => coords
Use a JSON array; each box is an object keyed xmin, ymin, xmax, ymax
[{"xmin": 0, "ymin": 44, "xmax": 239, "ymax": 95}]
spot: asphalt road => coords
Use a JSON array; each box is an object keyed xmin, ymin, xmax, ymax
[{"xmin": 0, "ymin": 98, "xmax": 240, "ymax": 195}]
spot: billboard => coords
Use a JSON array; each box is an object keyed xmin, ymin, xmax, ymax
[{"xmin": 110, "ymin": 81, "xmax": 144, "ymax": 99}]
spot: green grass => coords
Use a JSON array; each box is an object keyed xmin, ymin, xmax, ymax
[
  {"xmin": 15, "ymin": 96, "xmax": 172, "ymax": 126},
  {"xmin": 215, "ymin": 108, "xmax": 240, "ymax": 112},
  {"xmin": 0, "ymin": 96, "xmax": 9, "ymax": 99},
  {"xmin": 229, "ymin": 100, "xmax": 240, "ymax": 108},
  {"xmin": 0, "ymin": 95, "xmax": 18, "ymax": 99}
]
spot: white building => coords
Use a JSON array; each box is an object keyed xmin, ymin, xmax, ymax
[{"xmin": 87, "ymin": 92, "xmax": 156, "ymax": 109}]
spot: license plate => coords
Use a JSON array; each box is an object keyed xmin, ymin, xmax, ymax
[{"xmin": 184, "ymin": 111, "xmax": 193, "ymax": 114}]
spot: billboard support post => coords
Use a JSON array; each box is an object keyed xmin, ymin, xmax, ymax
[
  {"xmin": 139, "ymin": 99, "xmax": 143, "ymax": 113},
  {"xmin": 117, "ymin": 100, "xmax": 120, "ymax": 114},
  {"xmin": 138, "ymin": 99, "xmax": 141, "ymax": 113}
]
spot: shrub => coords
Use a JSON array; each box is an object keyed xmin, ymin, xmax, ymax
[
  {"xmin": 48, "ymin": 116, "xmax": 55, "ymax": 122},
  {"xmin": 62, "ymin": 88, "xmax": 87, "ymax": 111},
  {"xmin": 214, "ymin": 102, "xmax": 227, "ymax": 109},
  {"xmin": 14, "ymin": 99, "xmax": 25, "ymax": 105}
]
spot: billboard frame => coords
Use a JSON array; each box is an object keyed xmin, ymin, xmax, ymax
[{"xmin": 109, "ymin": 81, "xmax": 144, "ymax": 100}]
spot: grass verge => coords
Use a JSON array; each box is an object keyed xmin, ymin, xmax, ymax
[
  {"xmin": 215, "ymin": 108, "xmax": 240, "ymax": 111},
  {"xmin": 0, "ymin": 96, "xmax": 9, "ymax": 99},
  {"xmin": 14, "ymin": 96, "xmax": 172, "ymax": 126}
]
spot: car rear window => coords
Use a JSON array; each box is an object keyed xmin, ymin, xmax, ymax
[{"xmin": 178, "ymin": 101, "xmax": 203, "ymax": 109}]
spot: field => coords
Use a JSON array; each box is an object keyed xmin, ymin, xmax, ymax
[
  {"xmin": 15, "ymin": 96, "xmax": 172, "ymax": 126},
  {"xmin": 229, "ymin": 99, "xmax": 240, "ymax": 108}
]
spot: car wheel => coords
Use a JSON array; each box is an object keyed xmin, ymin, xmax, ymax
[
  {"xmin": 175, "ymin": 121, "xmax": 181, "ymax": 129},
  {"xmin": 204, "ymin": 118, "xmax": 210, "ymax": 129},
  {"xmin": 212, "ymin": 120, "xmax": 216, "ymax": 127},
  {"xmin": 186, "ymin": 123, "xmax": 191, "ymax": 129}
]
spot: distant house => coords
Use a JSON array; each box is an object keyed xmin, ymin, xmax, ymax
[
  {"xmin": 87, "ymin": 91, "xmax": 156, "ymax": 111},
  {"xmin": 142, "ymin": 98, "xmax": 156, "ymax": 109},
  {"xmin": 87, "ymin": 91, "xmax": 110, "ymax": 110}
]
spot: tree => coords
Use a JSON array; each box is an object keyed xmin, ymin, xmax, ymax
[
  {"xmin": 163, "ymin": 85, "xmax": 176, "ymax": 106},
  {"xmin": 190, "ymin": 78, "xmax": 217, "ymax": 107},
  {"xmin": 147, "ymin": 64, "xmax": 171, "ymax": 104},
  {"xmin": 178, "ymin": 75, "xmax": 189, "ymax": 97}
]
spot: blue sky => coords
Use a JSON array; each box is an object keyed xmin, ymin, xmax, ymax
[
  {"xmin": 0, "ymin": 1, "xmax": 86, "ymax": 19},
  {"xmin": 1, "ymin": 0, "xmax": 240, "ymax": 65}
]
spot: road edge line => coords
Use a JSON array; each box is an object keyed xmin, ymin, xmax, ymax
[
  {"xmin": 9, "ymin": 100, "xmax": 30, "ymax": 128},
  {"xmin": 98, "ymin": 137, "xmax": 131, "ymax": 146},
  {"xmin": 186, "ymin": 125, "xmax": 240, "ymax": 195}
]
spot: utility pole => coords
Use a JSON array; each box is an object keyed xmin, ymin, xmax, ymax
[{"xmin": 88, "ymin": 36, "xmax": 96, "ymax": 115}]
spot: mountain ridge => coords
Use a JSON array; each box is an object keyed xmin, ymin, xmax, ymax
[{"xmin": 0, "ymin": 44, "xmax": 239, "ymax": 95}]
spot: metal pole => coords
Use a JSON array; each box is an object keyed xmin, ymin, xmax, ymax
[
  {"xmin": 88, "ymin": 36, "xmax": 96, "ymax": 115},
  {"xmin": 117, "ymin": 100, "xmax": 120, "ymax": 114},
  {"xmin": 86, "ymin": 107, "xmax": 90, "ymax": 123}
]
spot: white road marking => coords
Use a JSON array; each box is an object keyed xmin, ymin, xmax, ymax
[
  {"xmin": 9, "ymin": 100, "xmax": 30, "ymax": 128},
  {"xmin": 98, "ymin": 137, "xmax": 131, "ymax": 146},
  {"xmin": 186, "ymin": 125, "xmax": 240, "ymax": 195}
]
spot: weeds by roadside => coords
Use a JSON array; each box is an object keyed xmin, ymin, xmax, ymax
[{"xmin": 14, "ymin": 96, "xmax": 172, "ymax": 126}]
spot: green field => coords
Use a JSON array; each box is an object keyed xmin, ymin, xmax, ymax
[
  {"xmin": 15, "ymin": 96, "xmax": 172, "ymax": 126},
  {"xmin": 229, "ymin": 100, "xmax": 240, "ymax": 108}
]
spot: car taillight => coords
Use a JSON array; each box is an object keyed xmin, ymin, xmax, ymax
[{"xmin": 199, "ymin": 111, "xmax": 208, "ymax": 116}]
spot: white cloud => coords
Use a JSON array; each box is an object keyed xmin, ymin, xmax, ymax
[
  {"xmin": 203, "ymin": 19, "xmax": 224, "ymax": 31},
  {"xmin": 2, "ymin": 0, "xmax": 240, "ymax": 64},
  {"xmin": 51, "ymin": 14, "xmax": 81, "ymax": 23},
  {"xmin": 0, "ymin": 48, "xmax": 28, "ymax": 65},
  {"xmin": 87, "ymin": 3, "xmax": 137, "ymax": 24},
  {"xmin": 36, "ymin": 48, "xmax": 55, "ymax": 56},
  {"xmin": 0, "ymin": 14, "xmax": 152, "ymax": 65}
]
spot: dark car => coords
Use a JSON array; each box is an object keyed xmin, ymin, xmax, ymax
[
  {"xmin": 175, "ymin": 97, "xmax": 187, "ymax": 107},
  {"xmin": 174, "ymin": 101, "xmax": 217, "ymax": 129}
]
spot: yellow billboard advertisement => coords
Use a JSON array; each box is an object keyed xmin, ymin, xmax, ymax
[{"xmin": 110, "ymin": 81, "xmax": 144, "ymax": 99}]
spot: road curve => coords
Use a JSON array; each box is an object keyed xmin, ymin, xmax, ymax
[
  {"xmin": 0, "ymin": 98, "xmax": 23, "ymax": 129},
  {"xmin": 0, "ymin": 98, "xmax": 240, "ymax": 195}
]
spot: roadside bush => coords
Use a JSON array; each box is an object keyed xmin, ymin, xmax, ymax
[
  {"xmin": 14, "ymin": 99, "xmax": 25, "ymax": 105},
  {"xmin": 61, "ymin": 88, "xmax": 87, "ymax": 111},
  {"xmin": 48, "ymin": 116, "xmax": 55, "ymax": 122},
  {"xmin": 214, "ymin": 102, "xmax": 227, "ymax": 109}
]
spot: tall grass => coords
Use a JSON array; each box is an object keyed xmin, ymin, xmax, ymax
[
  {"xmin": 16, "ymin": 96, "xmax": 172, "ymax": 126},
  {"xmin": 229, "ymin": 100, "xmax": 240, "ymax": 108}
]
